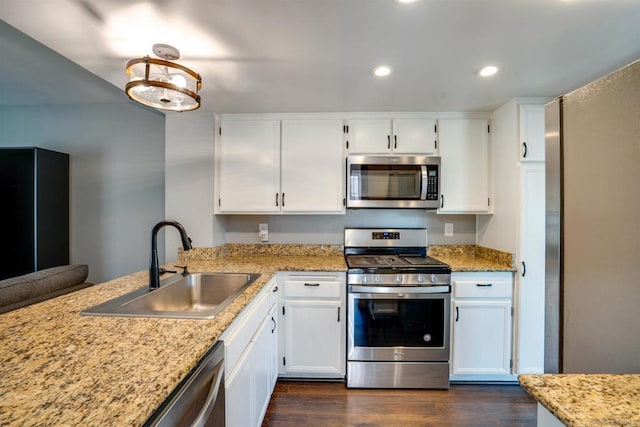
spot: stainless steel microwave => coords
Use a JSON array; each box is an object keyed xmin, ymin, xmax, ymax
[{"xmin": 346, "ymin": 155, "xmax": 441, "ymax": 209}]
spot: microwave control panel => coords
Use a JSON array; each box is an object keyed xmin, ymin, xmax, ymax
[{"xmin": 426, "ymin": 165, "xmax": 439, "ymax": 200}]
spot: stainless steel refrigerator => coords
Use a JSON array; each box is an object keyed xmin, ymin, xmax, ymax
[{"xmin": 545, "ymin": 59, "xmax": 640, "ymax": 373}]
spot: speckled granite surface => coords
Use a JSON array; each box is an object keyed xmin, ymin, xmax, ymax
[
  {"xmin": 429, "ymin": 245, "xmax": 515, "ymax": 272},
  {"xmin": 0, "ymin": 243, "xmax": 512, "ymax": 426},
  {"xmin": 519, "ymin": 374, "xmax": 640, "ymax": 426},
  {"xmin": 0, "ymin": 250, "xmax": 346, "ymax": 426}
]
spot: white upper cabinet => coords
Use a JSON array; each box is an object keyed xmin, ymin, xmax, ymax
[
  {"xmin": 218, "ymin": 120, "xmax": 281, "ymax": 213},
  {"xmin": 519, "ymin": 105, "xmax": 545, "ymax": 161},
  {"xmin": 346, "ymin": 118, "xmax": 437, "ymax": 154},
  {"xmin": 438, "ymin": 118, "xmax": 491, "ymax": 213},
  {"xmin": 217, "ymin": 118, "xmax": 345, "ymax": 214},
  {"xmin": 281, "ymin": 119, "xmax": 345, "ymax": 213}
]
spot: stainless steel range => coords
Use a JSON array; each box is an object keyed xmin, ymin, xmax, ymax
[{"xmin": 344, "ymin": 228, "xmax": 451, "ymax": 389}]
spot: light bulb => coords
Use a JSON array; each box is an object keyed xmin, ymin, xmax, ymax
[{"xmin": 171, "ymin": 74, "xmax": 187, "ymax": 88}]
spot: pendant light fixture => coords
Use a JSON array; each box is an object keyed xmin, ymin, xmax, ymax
[{"xmin": 125, "ymin": 44, "xmax": 202, "ymax": 112}]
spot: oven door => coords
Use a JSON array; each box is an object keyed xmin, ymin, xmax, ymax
[{"xmin": 348, "ymin": 288, "xmax": 450, "ymax": 362}]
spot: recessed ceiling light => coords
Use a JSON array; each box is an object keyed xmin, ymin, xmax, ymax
[
  {"xmin": 478, "ymin": 65, "xmax": 499, "ymax": 77},
  {"xmin": 373, "ymin": 66, "xmax": 392, "ymax": 77},
  {"xmin": 393, "ymin": 0, "xmax": 420, "ymax": 4}
]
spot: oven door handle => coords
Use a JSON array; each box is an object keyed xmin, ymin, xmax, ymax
[{"xmin": 349, "ymin": 285, "xmax": 450, "ymax": 295}]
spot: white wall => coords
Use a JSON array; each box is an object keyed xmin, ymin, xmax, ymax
[
  {"xmin": 0, "ymin": 104, "xmax": 166, "ymax": 283},
  {"xmin": 165, "ymin": 112, "xmax": 226, "ymax": 261}
]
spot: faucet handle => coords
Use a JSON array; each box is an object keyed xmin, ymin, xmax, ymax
[
  {"xmin": 159, "ymin": 267, "xmax": 177, "ymax": 275},
  {"xmin": 174, "ymin": 265, "xmax": 189, "ymax": 276}
]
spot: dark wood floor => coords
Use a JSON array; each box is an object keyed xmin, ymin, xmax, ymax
[{"xmin": 263, "ymin": 381, "xmax": 537, "ymax": 427}]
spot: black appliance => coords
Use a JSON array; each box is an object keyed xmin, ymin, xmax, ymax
[{"xmin": 0, "ymin": 147, "xmax": 69, "ymax": 280}]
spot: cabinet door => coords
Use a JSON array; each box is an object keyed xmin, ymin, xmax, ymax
[
  {"xmin": 438, "ymin": 118, "xmax": 490, "ymax": 213},
  {"xmin": 519, "ymin": 105, "xmax": 545, "ymax": 161},
  {"xmin": 281, "ymin": 119, "xmax": 345, "ymax": 212},
  {"xmin": 346, "ymin": 119, "xmax": 392, "ymax": 153},
  {"xmin": 392, "ymin": 118, "xmax": 438, "ymax": 154},
  {"xmin": 269, "ymin": 304, "xmax": 278, "ymax": 390},
  {"xmin": 452, "ymin": 300, "xmax": 512, "ymax": 375},
  {"xmin": 218, "ymin": 120, "xmax": 281, "ymax": 212},
  {"xmin": 225, "ymin": 341, "xmax": 254, "ymax": 427},
  {"xmin": 283, "ymin": 299, "xmax": 343, "ymax": 375},
  {"xmin": 252, "ymin": 312, "xmax": 273, "ymax": 426},
  {"xmin": 516, "ymin": 163, "xmax": 545, "ymax": 374}
]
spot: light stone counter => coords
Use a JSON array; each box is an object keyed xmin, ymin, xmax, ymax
[
  {"xmin": 0, "ymin": 247, "xmax": 346, "ymax": 426},
  {"xmin": 0, "ymin": 242, "xmax": 511, "ymax": 426},
  {"xmin": 429, "ymin": 245, "xmax": 516, "ymax": 272},
  {"xmin": 519, "ymin": 374, "xmax": 640, "ymax": 426}
]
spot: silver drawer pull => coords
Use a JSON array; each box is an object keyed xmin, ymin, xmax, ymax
[
  {"xmin": 304, "ymin": 283, "xmax": 320, "ymax": 287},
  {"xmin": 476, "ymin": 283, "xmax": 493, "ymax": 287}
]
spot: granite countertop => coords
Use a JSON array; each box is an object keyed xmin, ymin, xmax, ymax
[
  {"xmin": 519, "ymin": 374, "xmax": 640, "ymax": 426},
  {"xmin": 0, "ymin": 243, "xmax": 512, "ymax": 425},
  {"xmin": 0, "ymin": 246, "xmax": 346, "ymax": 426},
  {"xmin": 429, "ymin": 245, "xmax": 515, "ymax": 272}
]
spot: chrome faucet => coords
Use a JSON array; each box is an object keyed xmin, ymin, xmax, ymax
[{"xmin": 149, "ymin": 220, "xmax": 193, "ymax": 290}]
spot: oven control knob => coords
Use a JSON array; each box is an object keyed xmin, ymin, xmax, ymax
[
  {"xmin": 362, "ymin": 275, "xmax": 369, "ymax": 284},
  {"xmin": 417, "ymin": 274, "xmax": 425, "ymax": 284},
  {"xmin": 396, "ymin": 274, "xmax": 403, "ymax": 284},
  {"xmin": 430, "ymin": 274, "xmax": 438, "ymax": 283},
  {"xmin": 374, "ymin": 275, "xmax": 382, "ymax": 284}
]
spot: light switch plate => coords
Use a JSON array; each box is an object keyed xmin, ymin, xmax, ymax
[{"xmin": 259, "ymin": 223, "xmax": 269, "ymax": 242}]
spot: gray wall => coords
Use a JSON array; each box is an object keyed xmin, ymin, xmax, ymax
[
  {"xmin": 0, "ymin": 21, "xmax": 167, "ymax": 283},
  {"xmin": 562, "ymin": 59, "xmax": 640, "ymax": 373},
  {"xmin": 0, "ymin": 104, "xmax": 166, "ymax": 283},
  {"xmin": 224, "ymin": 211, "xmax": 477, "ymax": 245}
]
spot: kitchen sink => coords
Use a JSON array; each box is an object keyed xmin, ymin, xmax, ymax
[{"xmin": 81, "ymin": 272, "xmax": 260, "ymax": 319}]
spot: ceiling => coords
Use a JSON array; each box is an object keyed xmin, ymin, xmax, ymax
[{"xmin": 1, "ymin": 0, "xmax": 640, "ymax": 114}]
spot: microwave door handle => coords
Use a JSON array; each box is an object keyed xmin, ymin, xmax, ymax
[{"xmin": 420, "ymin": 165, "xmax": 428, "ymax": 200}]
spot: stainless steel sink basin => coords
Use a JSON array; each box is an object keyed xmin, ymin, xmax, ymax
[{"xmin": 81, "ymin": 272, "xmax": 260, "ymax": 319}]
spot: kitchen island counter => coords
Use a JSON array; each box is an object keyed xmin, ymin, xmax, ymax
[
  {"xmin": 0, "ymin": 247, "xmax": 345, "ymax": 426},
  {"xmin": 519, "ymin": 374, "xmax": 640, "ymax": 426}
]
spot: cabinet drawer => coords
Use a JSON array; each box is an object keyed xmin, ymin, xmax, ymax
[
  {"xmin": 284, "ymin": 277, "xmax": 342, "ymax": 298},
  {"xmin": 454, "ymin": 280, "xmax": 512, "ymax": 298},
  {"xmin": 223, "ymin": 290, "xmax": 270, "ymax": 374}
]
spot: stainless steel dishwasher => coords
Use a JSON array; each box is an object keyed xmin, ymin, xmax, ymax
[{"xmin": 144, "ymin": 340, "xmax": 225, "ymax": 427}]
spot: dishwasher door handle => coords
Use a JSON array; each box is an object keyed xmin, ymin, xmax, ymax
[{"xmin": 192, "ymin": 361, "xmax": 225, "ymax": 427}]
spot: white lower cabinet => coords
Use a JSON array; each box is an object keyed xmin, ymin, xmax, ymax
[
  {"xmin": 450, "ymin": 272, "xmax": 515, "ymax": 381},
  {"xmin": 278, "ymin": 272, "xmax": 346, "ymax": 378},
  {"xmin": 221, "ymin": 279, "xmax": 278, "ymax": 427}
]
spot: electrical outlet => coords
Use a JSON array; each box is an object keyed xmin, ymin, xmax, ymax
[
  {"xmin": 444, "ymin": 223, "xmax": 454, "ymax": 237},
  {"xmin": 259, "ymin": 223, "xmax": 269, "ymax": 242}
]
